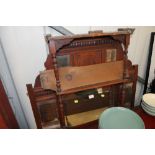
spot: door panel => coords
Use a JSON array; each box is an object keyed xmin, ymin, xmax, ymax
[
  {"xmin": 71, "ymin": 50, "xmax": 102, "ymax": 66},
  {"xmin": 0, "ymin": 79, "xmax": 19, "ymax": 128}
]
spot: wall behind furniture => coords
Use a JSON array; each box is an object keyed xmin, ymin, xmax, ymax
[
  {"xmin": 0, "ymin": 26, "xmax": 63, "ymax": 128},
  {"xmin": 0, "ymin": 40, "xmax": 28, "ymax": 128},
  {"xmin": 0, "ymin": 27, "xmax": 48, "ymax": 128},
  {"xmin": 0, "ymin": 26, "xmax": 155, "ymax": 128}
]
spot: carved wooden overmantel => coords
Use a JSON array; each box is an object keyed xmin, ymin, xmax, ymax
[{"xmin": 27, "ymin": 31, "xmax": 138, "ymax": 129}]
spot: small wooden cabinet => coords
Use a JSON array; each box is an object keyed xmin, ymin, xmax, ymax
[{"xmin": 27, "ymin": 31, "xmax": 138, "ymax": 129}]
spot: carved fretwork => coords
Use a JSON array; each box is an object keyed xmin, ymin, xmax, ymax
[
  {"xmin": 56, "ymin": 36, "xmax": 127, "ymax": 51},
  {"xmin": 49, "ymin": 33, "xmax": 128, "ymax": 52},
  {"xmin": 66, "ymin": 38, "xmax": 115, "ymax": 48},
  {"xmin": 53, "ymin": 38, "xmax": 73, "ymax": 51}
]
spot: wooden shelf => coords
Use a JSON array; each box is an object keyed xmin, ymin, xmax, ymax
[
  {"xmin": 40, "ymin": 61, "xmax": 124, "ymax": 93},
  {"xmin": 66, "ymin": 107, "xmax": 107, "ymax": 127},
  {"xmin": 42, "ymin": 118, "xmax": 60, "ymax": 129},
  {"xmin": 59, "ymin": 79, "xmax": 126, "ymax": 95}
]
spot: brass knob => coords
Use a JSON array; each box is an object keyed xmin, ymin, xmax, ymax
[
  {"xmin": 88, "ymin": 94, "xmax": 94, "ymax": 99},
  {"xmin": 97, "ymin": 88, "xmax": 103, "ymax": 94},
  {"xmin": 101, "ymin": 94, "xmax": 105, "ymax": 98},
  {"xmin": 74, "ymin": 99, "xmax": 79, "ymax": 104}
]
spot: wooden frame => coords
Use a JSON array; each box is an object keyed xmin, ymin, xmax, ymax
[
  {"xmin": 26, "ymin": 84, "xmax": 60, "ymax": 129},
  {"xmin": 27, "ymin": 31, "xmax": 138, "ymax": 129},
  {"xmin": 26, "ymin": 84, "xmax": 42, "ymax": 128},
  {"xmin": 47, "ymin": 31, "xmax": 136, "ymax": 128}
]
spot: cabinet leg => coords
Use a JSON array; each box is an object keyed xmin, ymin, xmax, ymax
[
  {"xmin": 57, "ymin": 95, "xmax": 65, "ymax": 128},
  {"xmin": 119, "ymin": 84, "xmax": 125, "ymax": 107}
]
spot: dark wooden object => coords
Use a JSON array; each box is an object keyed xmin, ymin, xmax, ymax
[
  {"xmin": 134, "ymin": 106, "xmax": 155, "ymax": 129},
  {"xmin": 0, "ymin": 79, "xmax": 19, "ymax": 129},
  {"xmin": 0, "ymin": 113, "xmax": 8, "ymax": 128},
  {"xmin": 27, "ymin": 31, "xmax": 138, "ymax": 129},
  {"xmin": 26, "ymin": 84, "xmax": 59, "ymax": 129}
]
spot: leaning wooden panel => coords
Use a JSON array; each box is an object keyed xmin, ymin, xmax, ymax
[{"xmin": 40, "ymin": 60, "xmax": 124, "ymax": 92}]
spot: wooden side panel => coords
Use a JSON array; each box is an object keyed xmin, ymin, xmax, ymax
[
  {"xmin": 38, "ymin": 101, "xmax": 57, "ymax": 123},
  {"xmin": 26, "ymin": 84, "xmax": 42, "ymax": 129},
  {"xmin": 70, "ymin": 49, "xmax": 102, "ymax": 66},
  {"xmin": 44, "ymin": 54, "xmax": 54, "ymax": 69}
]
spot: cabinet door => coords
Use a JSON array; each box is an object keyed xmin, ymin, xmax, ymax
[
  {"xmin": 0, "ymin": 79, "xmax": 19, "ymax": 129},
  {"xmin": 0, "ymin": 113, "xmax": 8, "ymax": 128},
  {"xmin": 71, "ymin": 50, "xmax": 102, "ymax": 66}
]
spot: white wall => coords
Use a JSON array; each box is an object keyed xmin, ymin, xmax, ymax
[
  {"xmin": 0, "ymin": 27, "xmax": 48, "ymax": 128},
  {"xmin": 0, "ymin": 41, "xmax": 28, "ymax": 128},
  {"xmin": 0, "ymin": 26, "xmax": 155, "ymax": 128}
]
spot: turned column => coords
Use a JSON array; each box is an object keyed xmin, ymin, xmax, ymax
[{"xmin": 49, "ymin": 40, "xmax": 65, "ymax": 127}]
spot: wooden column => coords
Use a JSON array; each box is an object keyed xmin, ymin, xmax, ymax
[
  {"xmin": 49, "ymin": 40, "xmax": 65, "ymax": 127},
  {"xmin": 118, "ymin": 84, "xmax": 125, "ymax": 107},
  {"xmin": 131, "ymin": 65, "xmax": 138, "ymax": 109}
]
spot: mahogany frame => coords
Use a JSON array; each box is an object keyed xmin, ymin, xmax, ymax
[{"xmin": 27, "ymin": 31, "xmax": 138, "ymax": 129}]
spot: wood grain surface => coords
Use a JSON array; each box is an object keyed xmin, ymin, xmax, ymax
[{"xmin": 40, "ymin": 60, "xmax": 124, "ymax": 92}]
